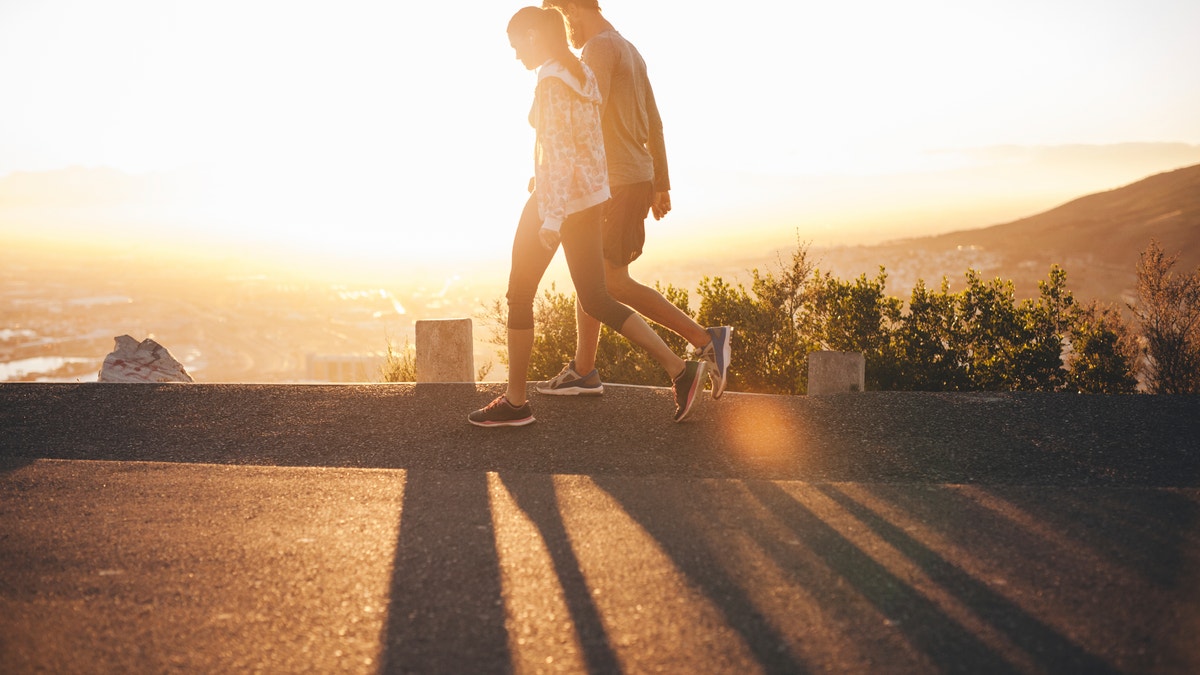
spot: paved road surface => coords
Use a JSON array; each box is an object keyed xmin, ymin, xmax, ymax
[{"xmin": 1, "ymin": 383, "xmax": 1198, "ymax": 673}]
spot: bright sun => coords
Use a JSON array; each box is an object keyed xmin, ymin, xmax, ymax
[
  {"xmin": 158, "ymin": 2, "xmax": 538, "ymax": 267},
  {"xmin": 3, "ymin": 1, "xmax": 541, "ymax": 269},
  {"xmin": 3, "ymin": 0, "xmax": 1200, "ymax": 275}
]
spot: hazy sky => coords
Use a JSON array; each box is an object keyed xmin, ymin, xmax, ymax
[{"xmin": 2, "ymin": 0, "xmax": 1199, "ymax": 267}]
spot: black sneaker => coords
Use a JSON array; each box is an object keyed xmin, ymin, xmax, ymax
[
  {"xmin": 672, "ymin": 360, "xmax": 706, "ymax": 422},
  {"xmin": 536, "ymin": 360, "xmax": 604, "ymax": 395},
  {"xmin": 468, "ymin": 395, "xmax": 535, "ymax": 427},
  {"xmin": 697, "ymin": 326, "xmax": 733, "ymax": 399}
]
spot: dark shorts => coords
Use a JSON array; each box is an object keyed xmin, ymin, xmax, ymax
[{"xmin": 602, "ymin": 181, "xmax": 655, "ymax": 267}]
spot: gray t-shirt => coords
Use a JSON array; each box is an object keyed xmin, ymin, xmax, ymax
[{"xmin": 581, "ymin": 30, "xmax": 670, "ymax": 192}]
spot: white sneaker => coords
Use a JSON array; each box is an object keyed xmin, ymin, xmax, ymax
[{"xmin": 697, "ymin": 326, "xmax": 732, "ymax": 399}]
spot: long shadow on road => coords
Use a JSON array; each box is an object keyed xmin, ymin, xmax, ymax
[
  {"xmin": 808, "ymin": 483, "xmax": 1118, "ymax": 674},
  {"xmin": 589, "ymin": 477, "xmax": 1165, "ymax": 673},
  {"xmin": 373, "ymin": 472, "xmax": 1193, "ymax": 673},
  {"xmin": 591, "ymin": 476, "xmax": 811, "ymax": 674},
  {"xmin": 863, "ymin": 482, "xmax": 1200, "ymax": 673},
  {"xmin": 379, "ymin": 470, "xmax": 510, "ymax": 674},
  {"xmin": 498, "ymin": 473, "xmax": 622, "ymax": 674}
]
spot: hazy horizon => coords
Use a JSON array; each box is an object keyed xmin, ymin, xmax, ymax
[
  {"xmin": 4, "ymin": 143, "xmax": 1199, "ymax": 284},
  {"xmin": 5, "ymin": 157, "xmax": 1197, "ymax": 385},
  {"xmin": 4, "ymin": 0, "xmax": 1200, "ymax": 280}
]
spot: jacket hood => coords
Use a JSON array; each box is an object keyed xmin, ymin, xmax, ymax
[{"xmin": 537, "ymin": 59, "xmax": 601, "ymax": 103}]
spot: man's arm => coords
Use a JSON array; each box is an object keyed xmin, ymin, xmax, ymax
[{"xmin": 645, "ymin": 80, "xmax": 671, "ymax": 219}]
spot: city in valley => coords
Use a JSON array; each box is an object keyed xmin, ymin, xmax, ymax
[
  {"xmin": 2, "ymin": 237, "xmax": 1015, "ymax": 385},
  {"xmin": 0, "ymin": 232, "xmax": 811, "ymax": 387},
  {"xmin": 1, "ymin": 243, "xmax": 512, "ymax": 384}
]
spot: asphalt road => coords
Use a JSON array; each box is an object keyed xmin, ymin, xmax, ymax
[{"xmin": 1, "ymin": 383, "xmax": 1198, "ymax": 673}]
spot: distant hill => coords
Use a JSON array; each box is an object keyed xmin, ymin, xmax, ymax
[
  {"xmin": 924, "ymin": 163, "xmax": 1200, "ymax": 269},
  {"xmin": 818, "ymin": 163, "xmax": 1200, "ymax": 305}
]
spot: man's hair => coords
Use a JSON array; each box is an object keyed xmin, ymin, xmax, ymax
[{"xmin": 542, "ymin": 0, "xmax": 602, "ymax": 11}]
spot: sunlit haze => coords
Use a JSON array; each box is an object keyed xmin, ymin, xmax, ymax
[{"xmin": 3, "ymin": 0, "xmax": 1200, "ymax": 278}]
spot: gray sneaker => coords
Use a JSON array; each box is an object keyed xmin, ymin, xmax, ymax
[
  {"xmin": 468, "ymin": 395, "xmax": 535, "ymax": 427},
  {"xmin": 535, "ymin": 360, "xmax": 604, "ymax": 396},
  {"xmin": 696, "ymin": 326, "xmax": 732, "ymax": 399}
]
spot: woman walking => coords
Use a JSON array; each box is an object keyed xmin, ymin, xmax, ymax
[{"xmin": 469, "ymin": 6, "xmax": 704, "ymax": 427}]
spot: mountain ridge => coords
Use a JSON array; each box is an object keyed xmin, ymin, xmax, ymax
[
  {"xmin": 819, "ymin": 163, "xmax": 1200, "ymax": 304},
  {"xmin": 920, "ymin": 163, "xmax": 1200, "ymax": 266}
]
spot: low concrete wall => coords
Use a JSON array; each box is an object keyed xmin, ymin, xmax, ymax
[
  {"xmin": 415, "ymin": 319, "xmax": 474, "ymax": 383},
  {"xmin": 807, "ymin": 351, "xmax": 865, "ymax": 395}
]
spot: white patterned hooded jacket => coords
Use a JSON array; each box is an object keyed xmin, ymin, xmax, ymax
[{"xmin": 530, "ymin": 58, "xmax": 611, "ymax": 233}]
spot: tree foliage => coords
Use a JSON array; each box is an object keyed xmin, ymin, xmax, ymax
[
  {"xmin": 695, "ymin": 243, "xmax": 1102, "ymax": 394},
  {"xmin": 696, "ymin": 242, "xmax": 817, "ymax": 395},
  {"xmin": 484, "ymin": 239, "xmax": 1156, "ymax": 395},
  {"xmin": 1067, "ymin": 302, "xmax": 1140, "ymax": 394},
  {"xmin": 951, "ymin": 267, "xmax": 1076, "ymax": 392},
  {"xmin": 1132, "ymin": 240, "xmax": 1200, "ymax": 394},
  {"xmin": 892, "ymin": 278, "xmax": 970, "ymax": 391},
  {"xmin": 809, "ymin": 268, "xmax": 903, "ymax": 390}
]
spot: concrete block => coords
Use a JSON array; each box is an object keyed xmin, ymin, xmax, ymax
[
  {"xmin": 808, "ymin": 351, "xmax": 865, "ymax": 395},
  {"xmin": 415, "ymin": 318, "xmax": 475, "ymax": 383}
]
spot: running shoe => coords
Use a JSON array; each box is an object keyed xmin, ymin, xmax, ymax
[
  {"xmin": 672, "ymin": 360, "xmax": 706, "ymax": 422},
  {"xmin": 696, "ymin": 326, "xmax": 733, "ymax": 399},
  {"xmin": 468, "ymin": 395, "xmax": 535, "ymax": 427},
  {"xmin": 535, "ymin": 360, "xmax": 604, "ymax": 396}
]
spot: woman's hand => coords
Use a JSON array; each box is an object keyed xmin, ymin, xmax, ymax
[{"xmin": 538, "ymin": 227, "xmax": 561, "ymax": 251}]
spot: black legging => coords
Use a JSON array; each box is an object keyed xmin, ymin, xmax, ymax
[{"xmin": 506, "ymin": 192, "xmax": 634, "ymax": 331}]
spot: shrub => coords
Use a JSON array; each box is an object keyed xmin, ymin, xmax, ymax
[
  {"xmin": 1132, "ymin": 240, "xmax": 1200, "ymax": 394},
  {"xmin": 484, "ymin": 239, "xmax": 1149, "ymax": 395}
]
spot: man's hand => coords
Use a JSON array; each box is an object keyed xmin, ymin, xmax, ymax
[
  {"xmin": 650, "ymin": 191, "xmax": 672, "ymax": 220},
  {"xmin": 538, "ymin": 227, "xmax": 561, "ymax": 251}
]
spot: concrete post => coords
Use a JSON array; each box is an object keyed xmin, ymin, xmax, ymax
[
  {"xmin": 415, "ymin": 318, "xmax": 475, "ymax": 383},
  {"xmin": 807, "ymin": 351, "xmax": 865, "ymax": 395}
]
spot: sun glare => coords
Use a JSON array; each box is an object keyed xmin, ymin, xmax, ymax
[
  {"xmin": 1, "ymin": 1, "xmax": 541, "ymax": 274},
  {"xmin": 2, "ymin": 0, "xmax": 1200, "ymax": 276}
]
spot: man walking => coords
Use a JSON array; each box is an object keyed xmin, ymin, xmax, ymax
[{"xmin": 537, "ymin": 0, "xmax": 733, "ymax": 399}]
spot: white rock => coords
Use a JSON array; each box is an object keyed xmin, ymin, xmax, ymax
[{"xmin": 98, "ymin": 335, "xmax": 194, "ymax": 383}]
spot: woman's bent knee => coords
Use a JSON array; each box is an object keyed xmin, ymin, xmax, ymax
[{"xmin": 506, "ymin": 292, "xmax": 536, "ymax": 330}]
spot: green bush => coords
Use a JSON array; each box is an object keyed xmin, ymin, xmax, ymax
[
  {"xmin": 484, "ymin": 239, "xmax": 1149, "ymax": 395},
  {"xmin": 1067, "ymin": 302, "xmax": 1140, "ymax": 394}
]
